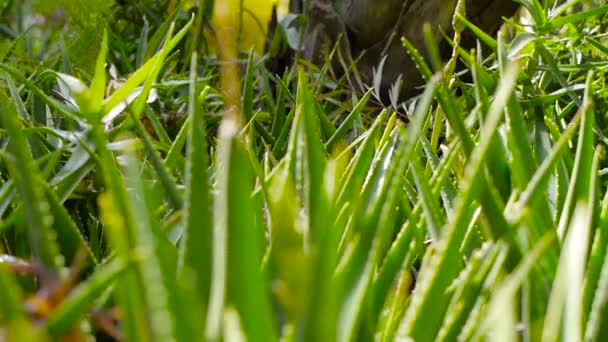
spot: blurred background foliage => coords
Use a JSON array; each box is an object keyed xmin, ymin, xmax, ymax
[{"xmin": 0, "ymin": 0, "xmax": 284, "ymax": 75}]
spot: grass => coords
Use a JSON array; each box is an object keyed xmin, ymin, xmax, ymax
[{"xmin": 1, "ymin": 0, "xmax": 608, "ymax": 341}]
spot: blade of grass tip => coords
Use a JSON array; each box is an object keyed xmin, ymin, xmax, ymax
[
  {"xmin": 183, "ymin": 0, "xmax": 208, "ymax": 70},
  {"xmin": 52, "ymin": 152, "xmax": 96, "ymax": 203},
  {"xmin": 584, "ymin": 176, "xmax": 608, "ymax": 332},
  {"xmin": 343, "ymin": 128, "xmax": 398, "ymax": 241},
  {"xmin": 411, "ymin": 150, "xmax": 444, "ymax": 240},
  {"xmin": 435, "ymin": 85, "xmax": 474, "ymax": 154},
  {"xmin": 96, "ymin": 189, "xmax": 151, "ymax": 342},
  {"xmin": 556, "ymin": 72, "xmax": 595, "ymax": 239},
  {"xmin": 536, "ymin": 45, "xmax": 580, "ymax": 106},
  {"xmin": 59, "ymin": 34, "xmax": 73, "ymax": 75},
  {"xmin": 87, "ymin": 30, "xmax": 108, "ymax": 117},
  {"xmin": 586, "ymin": 36, "xmax": 608, "ymax": 57},
  {"xmin": 379, "ymin": 252, "xmax": 416, "ymax": 342},
  {"xmin": 335, "ymin": 110, "xmax": 387, "ymax": 208},
  {"xmin": 102, "ymin": 15, "xmax": 194, "ymax": 119},
  {"xmin": 144, "ymin": 4, "xmax": 185, "ymax": 61},
  {"xmin": 120, "ymin": 20, "xmax": 189, "ymax": 209},
  {"xmin": 380, "ymin": 112, "xmax": 398, "ymax": 146},
  {"xmin": 123, "ymin": 152, "xmax": 180, "ymax": 342},
  {"xmin": 423, "ymin": 23, "xmax": 444, "ymax": 73},
  {"xmin": 207, "ymin": 2, "xmax": 240, "ymax": 335},
  {"xmin": 436, "ymin": 244, "xmax": 498, "ymax": 342},
  {"xmin": 367, "ymin": 133, "xmax": 426, "ymax": 324},
  {"xmin": 136, "ymin": 17, "xmax": 149, "ymax": 68},
  {"xmin": 316, "ymin": 100, "xmax": 336, "ymax": 147},
  {"xmin": 548, "ymin": 0, "xmax": 579, "ymax": 19},
  {"xmin": 1, "ymin": 97, "xmax": 62, "ymax": 271},
  {"xmin": 267, "ymin": 72, "xmax": 284, "ymax": 138},
  {"xmin": 586, "ymin": 257, "xmax": 608, "ymax": 340},
  {"xmin": 483, "ymin": 233, "xmax": 555, "ymax": 339},
  {"xmin": 89, "ymin": 69, "xmax": 153, "ymax": 342},
  {"xmin": 144, "ymin": 107, "xmax": 172, "ymax": 145},
  {"xmin": 401, "ymin": 74, "xmax": 441, "ymax": 159},
  {"xmin": 0, "ymin": 66, "xmax": 81, "ymax": 122},
  {"xmin": 129, "ymin": 22, "xmax": 177, "ymax": 121},
  {"xmin": 458, "ymin": 242, "xmax": 509, "ymax": 341},
  {"xmin": 436, "ymin": 61, "xmax": 515, "ymax": 246},
  {"xmin": 402, "ymin": 37, "xmax": 434, "ymax": 82},
  {"xmin": 419, "ymin": 134, "xmax": 457, "ymax": 212},
  {"xmin": 542, "ymin": 201, "xmax": 594, "ymax": 342},
  {"xmin": 454, "ymin": 12, "xmax": 498, "ymax": 51},
  {"xmin": 271, "ymin": 106, "xmax": 296, "ymax": 158},
  {"xmin": 543, "ymin": 116, "xmax": 576, "ymax": 177},
  {"xmin": 566, "ymin": 146, "xmax": 600, "ymax": 338},
  {"xmin": 294, "ymin": 69, "xmax": 328, "ymax": 242},
  {"xmin": 5, "ymin": 74, "xmax": 29, "ymax": 119},
  {"xmin": 0, "ymin": 179, "xmax": 16, "ymax": 219},
  {"xmin": 209, "ymin": 112, "xmax": 278, "ymax": 342},
  {"xmin": 497, "ymin": 30, "xmax": 536, "ymax": 188},
  {"xmin": 337, "ymin": 126, "xmax": 407, "ymax": 342},
  {"xmin": 498, "ymin": 30, "xmax": 557, "ymax": 252},
  {"xmin": 543, "ymin": 4, "xmax": 608, "ymax": 31},
  {"xmin": 130, "ymin": 110, "xmax": 183, "ymax": 210},
  {"xmin": 164, "ymin": 114, "xmax": 191, "ymax": 171},
  {"xmin": 242, "ymin": 49, "xmax": 255, "ymax": 122},
  {"xmin": 178, "ymin": 54, "xmax": 212, "ymax": 332},
  {"xmin": 585, "ymin": 195, "xmax": 608, "ymax": 340},
  {"xmin": 325, "ymin": 88, "xmax": 373, "ymax": 152},
  {"xmin": 342, "ymin": 78, "xmax": 438, "ymax": 339},
  {"xmin": 45, "ymin": 259, "xmax": 129, "ymax": 338},
  {"xmin": 371, "ymin": 87, "xmax": 448, "ymax": 310},
  {"xmin": 43, "ymin": 183, "xmax": 96, "ymax": 265},
  {"xmin": 284, "ymin": 68, "xmax": 334, "ymax": 342},
  {"xmin": 0, "ymin": 149, "xmax": 62, "ymax": 233},
  {"xmin": 430, "ymin": 139, "xmax": 462, "ymax": 208},
  {"xmin": 509, "ymin": 110, "xmax": 582, "ymax": 223},
  {"xmin": 400, "ymin": 62, "xmax": 520, "ymax": 341},
  {"xmin": 265, "ymin": 162, "xmax": 310, "ymax": 331},
  {"xmin": 560, "ymin": 134, "xmax": 600, "ymax": 339},
  {"xmin": 438, "ymin": 244, "xmax": 507, "ymax": 342},
  {"xmin": 208, "ymin": 2, "xmax": 277, "ymax": 340},
  {"xmin": 518, "ymin": 0, "xmax": 547, "ymax": 27}
]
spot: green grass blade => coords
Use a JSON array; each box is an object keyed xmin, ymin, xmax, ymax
[
  {"xmin": 130, "ymin": 111, "xmax": 184, "ymax": 210},
  {"xmin": 1, "ymin": 97, "xmax": 62, "ymax": 271},
  {"xmin": 543, "ymin": 201, "xmax": 594, "ymax": 342},
  {"xmin": 43, "ymin": 183, "xmax": 95, "ymax": 265},
  {"xmin": 484, "ymin": 234, "xmax": 555, "ymax": 340},
  {"xmin": 556, "ymin": 73, "xmax": 595, "ymax": 239},
  {"xmin": 102, "ymin": 15, "xmax": 194, "ymax": 119},
  {"xmin": 400, "ymin": 62, "xmax": 520, "ymax": 341},
  {"xmin": 325, "ymin": 88, "xmax": 373, "ymax": 152},
  {"xmin": 164, "ymin": 114, "xmax": 191, "ymax": 172},
  {"xmin": 178, "ymin": 54, "xmax": 212, "ymax": 332},
  {"xmin": 291, "ymin": 69, "xmax": 334, "ymax": 342},
  {"xmin": 123, "ymin": 152, "xmax": 181, "ymax": 342},
  {"xmin": 207, "ymin": 122, "xmax": 277, "ymax": 341},
  {"xmin": 544, "ymin": 4, "xmax": 608, "ymax": 30}
]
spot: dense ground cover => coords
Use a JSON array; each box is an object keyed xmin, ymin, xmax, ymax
[{"xmin": 2, "ymin": 0, "xmax": 608, "ymax": 341}]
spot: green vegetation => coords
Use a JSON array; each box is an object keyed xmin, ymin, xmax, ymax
[{"xmin": 1, "ymin": 0, "xmax": 608, "ymax": 341}]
